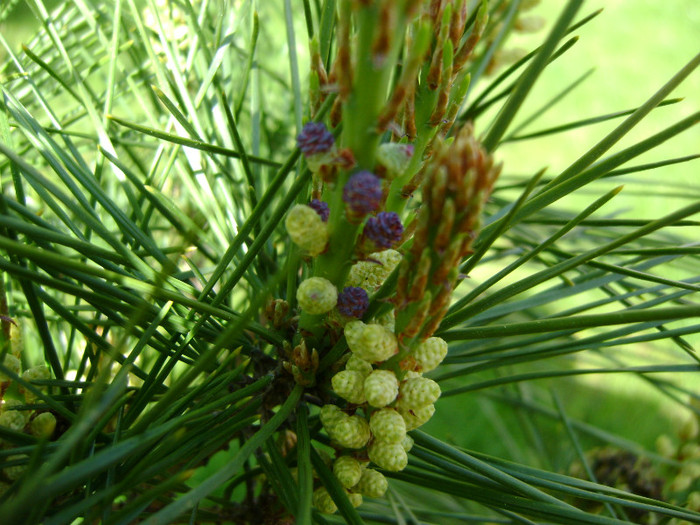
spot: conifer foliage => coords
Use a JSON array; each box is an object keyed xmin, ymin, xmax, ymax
[{"xmin": 0, "ymin": 1, "xmax": 699, "ymax": 523}]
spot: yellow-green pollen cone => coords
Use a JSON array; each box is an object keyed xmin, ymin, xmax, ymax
[
  {"xmin": 369, "ymin": 408, "xmax": 407, "ymax": 443},
  {"xmin": 412, "ymin": 337, "xmax": 448, "ymax": 372},
  {"xmin": 355, "ymin": 468, "xmax": 388, "ymax": 498},
  {"xmin": 331, "ymin": 370, "xmax": 367, "ymax": 404},
  {"xmin": 345, "ymin": 321, "xmax": 398, "ymax": 363},
  {"xmin": 398, "ymin": 377, "xmax": 441, "ymax": 409},
  {"xmin": 333, "ymin": 456, "xmax": 363, "ymax": 488},
  {"xmin": 364, "ymin": 370, "xmax": 399, "ymax": 408},
  {"xmin": 368, "ymin": 441, "xmax": 408, "ymax": 472},
  {"xmin": 312, "ymin": 487, "xmax": 337, "ymax": 514}
]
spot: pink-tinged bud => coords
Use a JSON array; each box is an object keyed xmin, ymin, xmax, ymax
[
  {"xmin": 297, "ymin": 122, "xmax": 335, "ymax": 156},
  {"xmin": 308, "ymin": 199, "xmax": 330, "ymax": 222},
  {"xmin": 337, "ymin": 287, "xmax": 370, "ymax": 318},
  {"xmin": 363, "ymin": 212, "xmax": 404, "ymax": 249},
  {"xmin": 343, "ymin": 171, "xmax": 382, "ymax": 220}
]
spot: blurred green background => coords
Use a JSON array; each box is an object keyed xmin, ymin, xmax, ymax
[{"xmin": 1, "ymin": 0, "xmax": 698, "ymax": 474}]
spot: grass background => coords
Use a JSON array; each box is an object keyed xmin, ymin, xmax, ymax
[{"xmin": 1, "ymin": 0, "xmax": 698, "ymax": 493}]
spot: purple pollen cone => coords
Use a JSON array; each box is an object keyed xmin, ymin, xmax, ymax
[
  {"xmin": 296, "ymin": 122, "xmax": 335, "ymax": 156},
  {"xmin": 309, "ymin": 199, "xmax": 330, "ymax": 222},
  {"xmin": 343, "ymin": 171, "xmax": 382, "ymax": 216},
  {"xmin": 364, "ymin": 212, "xmax": 404, "ymax": 249},
  {"xmin": 337, "ymin": 287, "xmax": 370, "ymax": 318}
]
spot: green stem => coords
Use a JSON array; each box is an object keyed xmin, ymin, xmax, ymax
[
  {"xmin": 342, "ymin": 5, "xmax": 391, "ymax": 168},
  {"xmin": 299, "ymin": 6, "xmax": 409, "ymax": 340}
]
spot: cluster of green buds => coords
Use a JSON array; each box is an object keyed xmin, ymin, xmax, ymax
[
  {"xmin": 0, "ymin": 322, "xmax": 56, "ymax": 495},
  {"xmin": 483, "ymin": 0, "xmax": 546, "ymax": 75},
  {"xmin": 569, "ymin": 447, "xmax": 666, "ymax": 523},
  {"xmin": 279, "ymin": 0, "xmax": 503, "ymax": 514},
  {"xmin": 656, "ymin": 407, "xmax": 700, "ymax": 522}
]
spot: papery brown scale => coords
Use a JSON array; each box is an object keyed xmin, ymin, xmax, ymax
[
  {"xmin": 426, "ymin": 3, "xmax": 449, "ymax": 89},
  {"xmin": 330, "ymin": 97, "xmax": 343, "ymax": 128},
  {"xmin": 372, "ymin": 3, "xmax": 394, "ymax": 68},
  {"xmin": 410, "ymin": 207, "xmax": 430, "ymax": 257},
  {"xmin": 391, "ymin": 108, "xmax": 405, "ymax": 142},
  {"xmin": 439, "ymin": 79, "xmax": 469, "ymax": 136},
  {"xmin": 432, "ymin": 234, "xmax": 463, "ymax": 284},
  {"xmin": 405, "ymin": 0, "xmax": 424, "ymax": 18},
  {"xmin": 408, "ymin": 249, "xmax": 432, "ymax": 301},
  {"xmin": 455, "ymin": 169, "xmax": 475, "ymax": 209},
  {"xmin": 454, "ymin": 6, "xmax": 488, "ymax": 71},
  {"xmin": 428, "ymin": 280, "xmax": 453, "ymax": 317},
  {"xmin": 454, "ymin": 30, "xmax": 479, "ymax": 72},
  {"xmin": 404, "ymin": 83, "xmax": 417, "ymax": 140},
  {"xmin": 396, "ymin": 259, "xmax": 411, "ymax": 307},
  {"xmin": 456, "ymin": 205, "xmax": 479, "ymax": 235},
  {"xmin": 446, "ymin": 157, "xmax": 466, "ymax": 199},
  {"xmin": 402, "ymin": 294, "xmax": 432, "ymax": 339},
  {"xmin": 401, "ymin": 169, "xmax": 426, "ymax": 200},
  {"xmin": 334, "ymin": 148, "xmax": 357, "ymax": 171},
  {"xmin": 378, "ymin": 84, "xmax": 406, "ymax": 132},
  {"xmin": 426, "ymin": 54, "xmax": 443, "ymax": 90},
  {"xmin": 317, "ymin": 164, "xmax": 337, "ymax": 184},
  {"xmin": 449, "ymin": 0, "xmax": 467, "ymax": 47},
  {"xmin": 401, "ymin": 211, "xmax": 417, "ymax": 241},
  {"xmin": 429, "ymin": 87, "xmax": 450, "ymax": 126},
  {"xmin": 434, "ymin": 198, "xmax": 455, "ymax": 251},
  {"xmin": 429, "ymin": 167, "xmax": 448, "ymax": 223},
  {"xmin": 400, "ymin": 356, "xmax": 419, "ymax": 373},
  {"xmin": 420, "ymin": 300, "xmax": 450, "ymax": 339},
  {"xmin": 335, "ymin": 10, "xmax": 352, "ymax": 100},
  {"xmin": 311, "ymin": 45, "xmax": 329, "ymax": 87},
  {"xmin": 428, "ymin": 0, "xmax": 443, "ymax": 22}
]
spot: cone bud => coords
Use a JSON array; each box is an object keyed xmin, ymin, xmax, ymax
[
  {"xmin": 30, "ymin": 412, "xmax": 56, "ymax": 438},
  {"xmin": 355, "ymin": 468, "xmax": 388, "ymax": 498},
  {"xmin": 332, "ymin": 415, "xmax": 371, "ymax": 449},
  {"xmin": 364, "ymin": 370, "xmax": 399, "ymax": 408},
  {"xmin": 345, "ymin": 354, "xmax": 373, "ymax": 377},
  {"xmin": 333, "ymin": 456, "xmax": 363, "ymax": 488},
  {"xmin": 398, "ymin": 403, "xmax": 435, "ymax": 430},
  {"xmin": 368, "ymin": 441, "xmax": 408, "ymax": 472},
  {"xmin": 331, "ymin": 370, "xmax": 366, "ymax": 404},
  {"xmin": 399, "ymin": 377, "xmax": 441, "ymax": 409},
  {"xmin": 313, "ymin": 487, "xmax": 338, "ymax": 514},
  {"xmin": 347, "ymin": 324, "xmax": 397, "ymax": 363},
  {"xmin": 413, "ymin": 337, "xmax": 448, "ymax": 372},
  {"xmin": 285, "ymin": 204, "xmax": 329, "ymax": 256},
  {"xmin": 369, "ymin": 408, "xmax": 406, "ymax": 443},
  {"xmin": 296, "ymin": 277, "xmax": 338, "ymax": 314}
]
